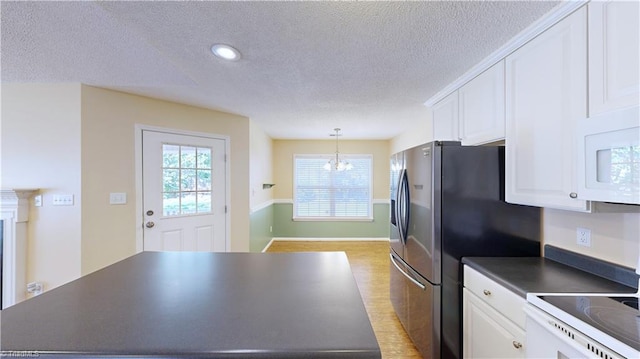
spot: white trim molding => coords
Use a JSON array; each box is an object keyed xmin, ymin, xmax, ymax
[
  {"xmin": 270, "ymin": 237, "xmax": 390, "ymax": 242},
  {"xmin": 263, "ymin": 237, "xmax": 389, "ymax": 252},
  {"xmin": 1, "ymin": 189, "xmax": 38, "ymax": 309},
  {"xmin": 250, "ymin": 200, "xmax": 274, "ymax": 214},
  {"xmin": 274, "ymin": 199, "xmax": 389, "ymax": 205},
  {"xmin": 424, "ymin": 0, "xmax": 588, "ymax": 107}
]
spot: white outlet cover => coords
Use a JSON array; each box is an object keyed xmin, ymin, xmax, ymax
[
  {"xmin": 576, "ymin": 227, "xmax": 591, "ymax": 247},
  {"xmin": 109, "ymin": 192, "xmax": 127, "ymax": 205}
]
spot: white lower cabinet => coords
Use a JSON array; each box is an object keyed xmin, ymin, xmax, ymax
[{"xmin": 463, "ymin": 266, "xmax": 526, "ymax": 359}]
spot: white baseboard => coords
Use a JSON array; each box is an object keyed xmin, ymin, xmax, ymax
[
  {"xmin": 261, "ymin": 238, "xmax": 276, "ymax": 252},
  {"xmin": 262, "ymin": 237, "xmax": 389, "ymax": 252}
]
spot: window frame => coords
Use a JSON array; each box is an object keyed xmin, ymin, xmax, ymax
[{"xmin": 292, "ymin": 154, "xmax": 374, "ymax": 222}]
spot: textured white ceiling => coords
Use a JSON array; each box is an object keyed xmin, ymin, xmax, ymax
[{"xmin": 1, "ymin": 1, "xmax": 559, "ymax": 139}]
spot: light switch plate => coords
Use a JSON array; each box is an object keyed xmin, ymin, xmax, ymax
[
  {"xmin": 109, "ymin": 192, "xmax": 127, "ymax": 205},
  {"xmin": 52, "ymin": 194, "xmax": 74, "ymax": 206},
  {"xmin": 34, "ymin": 195, "xmax": 43, "ymax": 207}
]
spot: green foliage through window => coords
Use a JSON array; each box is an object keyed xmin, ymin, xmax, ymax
[{"xmin": 162, "ymin": 144, "xmax": 213, "ymax": 216}]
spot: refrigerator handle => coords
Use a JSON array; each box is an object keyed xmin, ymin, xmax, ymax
[
  {"xmin": 395, "ymin": 169, "xmax": 405, "ymax": 240},
  {"xmin": 399, "ymin": 169, "xmax": 410, "ymax": 241},
  {"xmin": 390, "ymin": 253, "xmax": 426, "ymax": 290}
]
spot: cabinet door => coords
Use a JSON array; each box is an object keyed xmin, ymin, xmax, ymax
[
  {"xmin": 463, "ymin": 288, "xmax": 525, "ymax": 359},
  {"xmin": 588, "ymin": 0, "xmax": 640, "ymax": 115},
  {"xmin": 505, "ymin": 7, "xmax": 589, "ymax": 211},
  {"xmin": 459, "ymin": 61, "xmax": 506, "ymax": 145},
  {"xmin": 432, "ymin": 91, "xmax": 459, "ymax": 141}
]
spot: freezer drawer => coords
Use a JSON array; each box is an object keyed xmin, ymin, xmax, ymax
[{"xmin": 390, "ymin": 252, "xmax": 441, "ymax": 359}]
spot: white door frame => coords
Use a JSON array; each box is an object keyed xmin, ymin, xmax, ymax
[{"xmin": 134, "ymin": 124, "xmax": 231, "ymax": 253}]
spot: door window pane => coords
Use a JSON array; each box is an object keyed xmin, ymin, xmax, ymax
[
  {"xmin": 163, "ymin": 192, "xmax": 180, "ymax": 216},
  {"xmin": 162, "ymin": 144, "xmax": 214, "ymax": 216},
  {"xmin": 181, "ymin": 146, "xmax": 197, "ymax": 168},
  {"xmin": 198, "ymin": 148, "xmax": 212, "ymax": 169}
]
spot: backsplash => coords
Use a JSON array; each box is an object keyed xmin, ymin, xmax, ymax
[
  {"xmin": 543, "ymin": 208, "xmax": 640, "ymax": 269},
  {"xmin": 545, "ymin": 245, "xmax": 638, "ymax": 289}
]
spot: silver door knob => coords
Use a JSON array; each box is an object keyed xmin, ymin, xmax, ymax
[
  {"xmin": 512, "ymin": 341, "xmax": 523, "ymax": 349},
  {"xmin": 145, "ymin": 221, "xmax": 155, "ymax": 228},
  {"xmin": 146, "ymin": 210, "xmax": 154, "ymax": 216},
  {"xmin": 483, "ymin": 289, "xmax": 491, "ymax": 296},
  {"xmin": 569, "ymin": 192, "xmax": 578, "ymax": 199}
]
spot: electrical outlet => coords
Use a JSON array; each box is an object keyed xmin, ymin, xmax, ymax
[
  {"xmin": 109, "ymin": 192, "xmax": 127, "ymax": 205},
  {"xmin": 576, "ymin": 227, "xmax": 591, "ymax": 247}
]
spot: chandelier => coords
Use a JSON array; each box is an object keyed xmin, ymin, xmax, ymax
[{"xmin": 324, "ymin": 128, "xmax": 353, "ymax": 171}]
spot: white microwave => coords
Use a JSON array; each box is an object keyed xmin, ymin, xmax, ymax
[{"xmin": 577, "ymin": 106, "xmax": 639, "ymax": 205}]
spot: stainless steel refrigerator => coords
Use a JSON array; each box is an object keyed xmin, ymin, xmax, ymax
[{"xmin": 389, "ymin": 141, "xmax": 541, "ymax": 359}]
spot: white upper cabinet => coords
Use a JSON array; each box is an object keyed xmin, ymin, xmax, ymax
[
  {"xmin": 505, "ymin": 7, "xmax": 590, "ymax": 211},
  {"xmin": 459, "ymin": 61, "xmax": 506, "ymax": 145},
  {"xmin": 588, "ymin": 0, "xmax": 640, "ymax": 116},
  {"xmin": 432, "ymin": 91, "xmax": 459, "ymax": 141}
]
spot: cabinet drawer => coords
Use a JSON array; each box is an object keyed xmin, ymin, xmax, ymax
[
  {"xmin": 464, "ymin": 266, "xmax": 526, "ymax": 329},
  {"xmin": 463, "ymin": 288, "xmax": 526, "ymax": 359}
]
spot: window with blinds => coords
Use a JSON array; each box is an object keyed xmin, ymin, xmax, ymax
[{"xmin": 293, "ymin": 155, "xmax": 373, "ymax": 220}]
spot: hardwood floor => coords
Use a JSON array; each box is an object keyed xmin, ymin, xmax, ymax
[{"xmin": 266, "ymin": 240, "xmax": 423, "ymax": 359}]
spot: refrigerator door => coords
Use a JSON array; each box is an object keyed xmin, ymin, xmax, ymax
[
  {"xmin": 389, "ymin": 152, "xmax": 404, "ymax": 259},
  {"xmin": 390, "ymin": 251, "xmax": 441, "ymax": 359},
  {"xmin": 403, "ymin": 142, "xmax": 440, "ymax": 284}
]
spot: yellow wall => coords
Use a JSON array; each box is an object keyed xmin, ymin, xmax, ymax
[
  {"xmin": 273, "ymin": 139, "xmax": 390, "ymax": 201},
  {"xmin": 543, "ymin": 208, "xmax": 639, "ymax": 268},
  {"xmin": 1, "ymin": 84, "xmax": 251, "ymax": 293},
  {"xmin": 390, "ymin": 112, "xmax": 432, "ymax": 154},
  {"xmin": 1, "ymin": 83, "xmax": 83, "ymax": 291},
  {"xmin": 80, "ymin": 85, "xmax": 251, "ymax": 275},
  {"xmin": 249, "ymin": 123, "xmax": 274, "ymax": 211}
]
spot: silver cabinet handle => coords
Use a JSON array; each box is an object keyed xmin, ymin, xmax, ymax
[
  {"xmin": 389, "ymin": 254, "xmax": 426, "ymax": 291},
  {"xmin": 483, "ymin": 289, "xmax": 491, "ymax": 296},
  {"xmin": 145, "ymin": 221, "xmax": 155, "ymax": 228},
  {"xmin": 512, "ymin": 341, "xmax": 523, "ymax": 349},
  {"xmin": 569, "ymin": 192, "xmax": 578, "ymax": 199}
]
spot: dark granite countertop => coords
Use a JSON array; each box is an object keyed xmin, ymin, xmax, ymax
[
  {"xmin": 462, "ymin": 256, "xmax": 637, "ymax": 298},
  {"xmin": 1, "ymin": 252, "xmax": 381, "ymax": 358}
]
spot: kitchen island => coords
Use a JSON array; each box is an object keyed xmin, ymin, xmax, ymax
[{"xmin": 1, "ymin": 251, "xmax": 381, "ymax": 358}]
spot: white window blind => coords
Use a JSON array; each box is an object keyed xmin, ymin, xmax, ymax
[{"xmin": 294, "ymin": 155, "xmax": 373, "ymax": 220}]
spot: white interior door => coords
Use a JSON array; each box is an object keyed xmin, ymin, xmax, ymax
[{"xmin": 142, "ymin": 130, "xmax": 227, "ymax": 252}]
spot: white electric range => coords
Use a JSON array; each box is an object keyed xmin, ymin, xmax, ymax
[{"xmin": 526, "ymin": 292, "xmax": 639, "ymax": 359}]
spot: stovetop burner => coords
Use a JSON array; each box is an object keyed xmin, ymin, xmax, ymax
[
  {"xmin": 539, "ymin": 295, "xmax": 640, "ymax": 352},
  {"xmin": 611, "ymin": 296, "xmax": 639, "ymax": 310}
]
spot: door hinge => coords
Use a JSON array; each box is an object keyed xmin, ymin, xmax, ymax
[{"xmin": 225, "ymin": 205, "xmax": 228, "ymax": 213}]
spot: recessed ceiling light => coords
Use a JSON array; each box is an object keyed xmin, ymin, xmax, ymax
[{"xmin": 211, "ymin": 44, "xmax": 241, "ymax": 61}]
